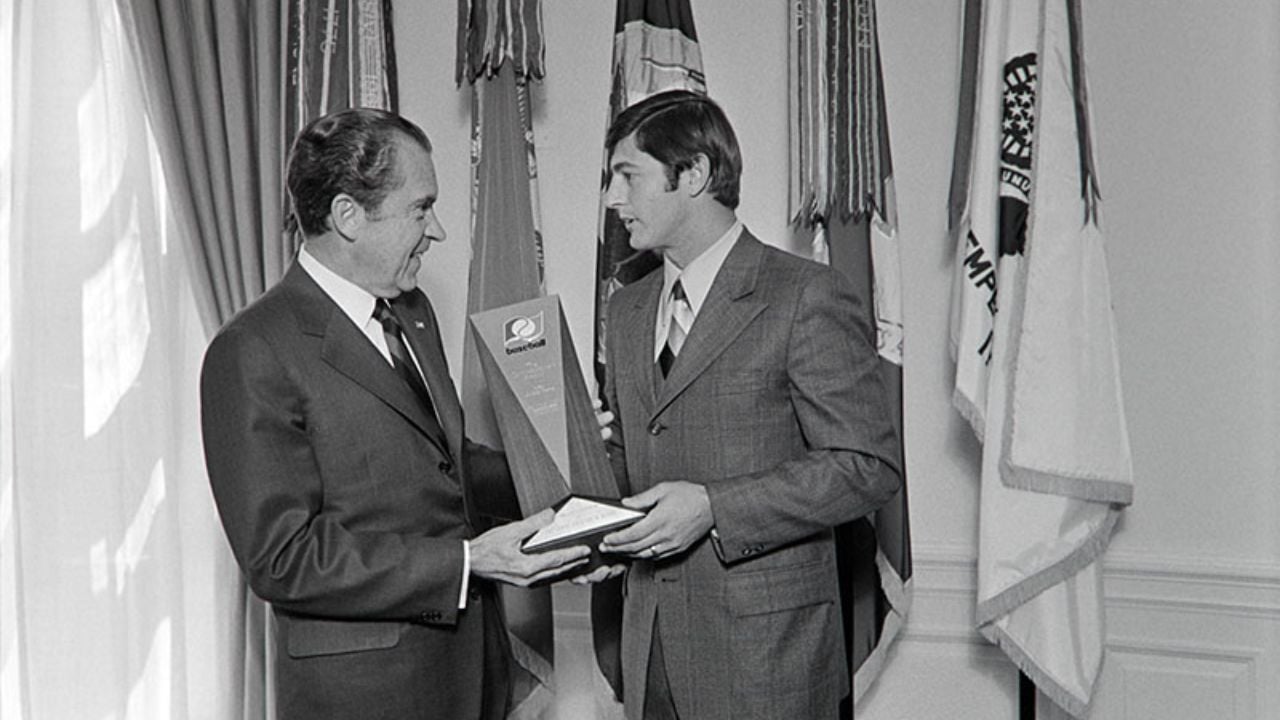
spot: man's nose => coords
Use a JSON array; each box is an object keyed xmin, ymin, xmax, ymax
[
  {"xmin": 604, "ymin": 174, "xmax": 624, "ymax": 208},
  {"xmin": 424, "ymin": 209, "xmax": 446, "ymax": 243}
]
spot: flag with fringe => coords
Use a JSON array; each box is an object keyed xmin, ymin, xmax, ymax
[
  {"xmin": 788, "ymin": 1, "xmax": 911, "ymax": 713},
  {"xmin": 456, "ymin": 2, "xmax": 552, "ymax": 718},
  {"xmin": 947, "ymin": 1, "xmax": 1133, "ymax": 716}
]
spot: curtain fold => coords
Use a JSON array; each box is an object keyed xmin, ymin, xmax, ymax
[
  {"xmin": 119, "ymin": 0, "xmax": 285, "ymax": 335},
  {"xmin": 2, "ymin": 1, "xmax": 247, "ymax": 717}
]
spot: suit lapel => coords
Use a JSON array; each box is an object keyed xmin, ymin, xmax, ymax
[
  {"xmin": 283, "ymin": 266, "xmax": 453, "ymax": 458},
  {"xmin": 654, "ymin": 232, "xmax": 767, "ymax": 415},
  {"xmin": 616, "ymin": 271, "xmax": 663, "ymax": 415}
]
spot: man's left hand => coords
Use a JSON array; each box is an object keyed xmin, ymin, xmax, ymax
[{"xmin": 598, "ymin": 481, "xmax": 713, "ymax": 560}]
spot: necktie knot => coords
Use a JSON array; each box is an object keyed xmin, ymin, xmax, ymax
[
  {"xmin": 669, "ymin": 280, "xmax": 693, "ymax": 338},
  {"xmin": 374, "ymin": 299, "xmax": 399, "ymax": 333}
]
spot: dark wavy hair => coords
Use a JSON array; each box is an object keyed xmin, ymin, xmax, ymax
[
  {"xmin": 605, "ymin": 90, "xmax": 742, "ymax": 210},
  {"xmin": 286, "ymin": 108, "xmax": 432, "ymax": 237}
]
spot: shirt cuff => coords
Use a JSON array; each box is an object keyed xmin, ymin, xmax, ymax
[{"xmin": 459, "ymin": 539, "xmax": 471, "ymax": 609}]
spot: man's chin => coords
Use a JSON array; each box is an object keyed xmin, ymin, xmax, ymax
[{"xmin": 397, "ymin": 267, "xmax": 422, "ymax": 293}]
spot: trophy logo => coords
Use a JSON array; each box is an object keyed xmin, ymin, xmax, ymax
[{"xmin": 503, "ymin": 311, "xmax": 546, "ymax": 354}]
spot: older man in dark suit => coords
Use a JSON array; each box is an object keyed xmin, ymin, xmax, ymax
[
  {"xmin": 593, "ymin": 90, "xmax": 903, "ymax": 720},
  {"xmin": 200, "ymin": 108, "xmax": 588, "ymax": 719}
]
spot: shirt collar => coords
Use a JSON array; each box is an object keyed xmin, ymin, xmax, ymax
[
  {"xmin": 662, "ymin": 219, "xmax": 742, "ymax": 317},
  {"xmin": 297, "ymin": 244, "xmax": 378, "ymax": 328}
]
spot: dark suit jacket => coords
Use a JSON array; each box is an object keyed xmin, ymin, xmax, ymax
[
  {"xmin": 200, "ymin": 262, "xmax": 515, "ymax": 720},
  {"xmin": 604, "ymin": 231, "xmax": 902, "ymax": 720}
]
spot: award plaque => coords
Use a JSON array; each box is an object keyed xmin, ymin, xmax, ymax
[
  {"xmin": 469, "ymin": 296, "xmax": 640, "ymax": 555},
  {"xmin": 520, "ymin": 495, "xmax": 643, "ymax": 555}
]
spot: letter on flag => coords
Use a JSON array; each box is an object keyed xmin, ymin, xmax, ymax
[{"xmin": 948, "ymin": 1, "xmax": 1133, "ymax": 716}]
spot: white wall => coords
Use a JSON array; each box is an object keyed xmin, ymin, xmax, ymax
[{"xmin": 395, "ymin": 1, "xmax": 1280, "ymax": 718}]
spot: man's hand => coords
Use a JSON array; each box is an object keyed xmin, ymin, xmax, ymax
[
  {"xmin": 593, "ymin": 398, "xmax": 615, "ymax": 442},
  {"xmin": 570, "ymin": 563, "xmax": 627, "ymax": 585},
  {"xmin": 598, "ymin": 482, "xmax": 713, "ymax": 561},
  {"xmin": 470, "ymin": 509, "xmax": 591, "ymax": 586}
]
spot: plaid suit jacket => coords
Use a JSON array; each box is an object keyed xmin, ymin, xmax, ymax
[{"xmin": 604, "ymin": 231, "xmax": 902, "ymax": 720}]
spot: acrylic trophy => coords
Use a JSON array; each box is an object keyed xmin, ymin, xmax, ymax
[{"xmin": 468, "ymin": 296, "xmax": 641, "ymax": 558}]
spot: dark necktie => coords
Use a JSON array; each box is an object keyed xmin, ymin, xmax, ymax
[
  {"xmin": 658, "ymin": 280, "xmax": 692, "ymax": 378},
  {"xmin": 374, "ymin": 300, "xmax": 447, "ymax": 447}
]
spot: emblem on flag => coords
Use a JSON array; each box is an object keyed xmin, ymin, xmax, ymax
[{"xmin": 1000, "ymin": 52, "xmax": 1037, "ymax": 257}]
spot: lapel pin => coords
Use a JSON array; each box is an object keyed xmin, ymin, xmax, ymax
[{"xmin": 414, "ymin": 321, "xmax": 425, "ymax": 329}]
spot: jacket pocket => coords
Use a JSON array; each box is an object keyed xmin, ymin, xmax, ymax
[
  {"xmin": 285, "ymin": 617, "xmax": 403, "ymax": 658},
  {"xmin": 725, "ymin": 561, "xmax": 837, "ymax": 617}
]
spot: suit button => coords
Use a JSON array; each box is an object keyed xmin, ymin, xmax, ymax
[
  {"xmin": 438, "ymin": 460, "xmax": 453, "ymax": 475},
  {"xmin": 648, "ymin": 421, "xmax": 664, "ymax": 436}
]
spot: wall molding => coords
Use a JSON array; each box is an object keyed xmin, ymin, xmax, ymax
[
  {"xmin": 553, "ymin": 546, "xmax": 1280, "ymax": 640},
  {"xmin": 907, "ymin": 543, "xmax": 1280, "ymax": 618}
]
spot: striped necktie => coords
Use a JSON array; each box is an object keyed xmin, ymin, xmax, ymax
[{"xmin": 658, "ymin": 280, "xmax": 693, "ymax": 377}]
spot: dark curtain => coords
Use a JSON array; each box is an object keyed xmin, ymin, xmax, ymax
[{"xmin": 117, "ymin": 0, "xmax": 285, "ymax": 335}]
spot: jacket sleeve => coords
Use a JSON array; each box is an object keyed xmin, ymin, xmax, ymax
[{"xmin": 705, "ymin": 267, "xmax": 902, "ymax": 564}]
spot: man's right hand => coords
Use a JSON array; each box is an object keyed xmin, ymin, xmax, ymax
[{"xmin": 470, "ymin": 509, "xmax": 591, "ymax": 587}]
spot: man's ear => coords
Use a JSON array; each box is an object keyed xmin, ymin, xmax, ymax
[
  {"xmin": 330, "ymin": 193, "xmax": 364, "ymax": 240},
  {"xmin": 682, "ymin": 153, "xmax": 713, "ymax": 198}
]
